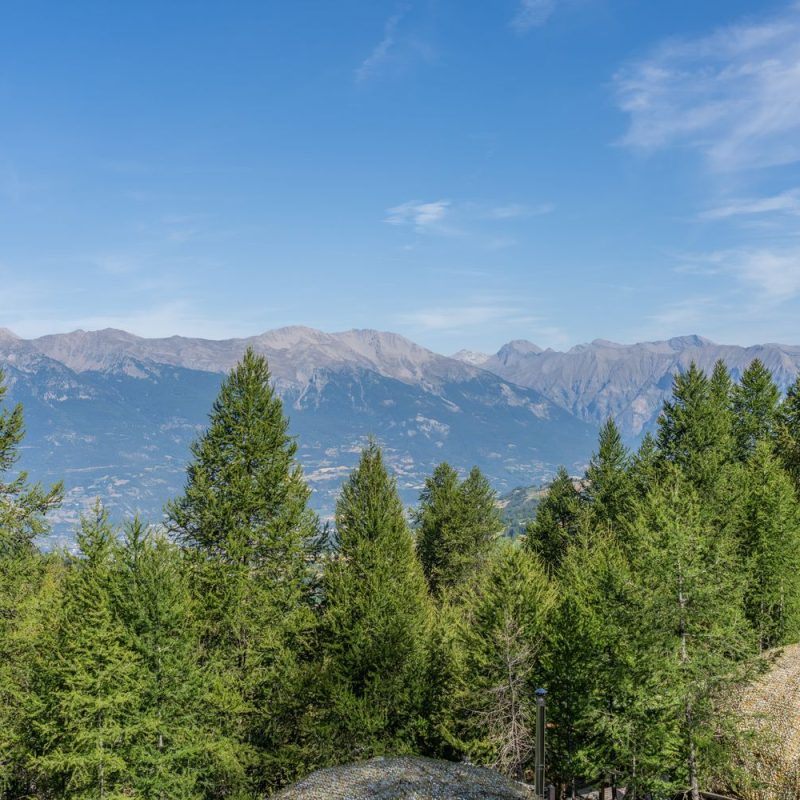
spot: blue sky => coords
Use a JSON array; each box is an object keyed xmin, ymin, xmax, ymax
[{"xmin": 2, "ymin": 0, "xmax": 799, "ymax": 354}]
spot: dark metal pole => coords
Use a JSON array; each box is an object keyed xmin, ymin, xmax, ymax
[{"xmin": 535, "ymin": 688, "xmax": 547, "ymax": 799}]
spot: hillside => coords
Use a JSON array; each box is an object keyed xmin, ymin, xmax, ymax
[
  {"xmin": 0, "ymin": 328, "xmax": 595, "ymax": 543},
  {"xmin": 470, "ymin": 336, "xmax": 800, "ymax": 437}
]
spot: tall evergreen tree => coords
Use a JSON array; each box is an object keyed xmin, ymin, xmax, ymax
[
  {"xmin": 317, "ymin": 441, "xmax": 432, "ymax": 760},
  {"xmin": 118, "ymin": 520, "xmax": 239, "ymax": 799},
  {"xmin": 445, "ymin": 542, "xmax": 554, "ymax": 780},
  {"xmin": 545, "ymin": 532, "xmax": 667, "ymax": 799},
  {"xmin": 732, "ymin": 359, "xmax": 780, "ymax": 461},
  {"xmin": 629, "ymin": 469, "xmax": 756, "ymax": 800},
  {"xmin": 628, "ymin": 432, "xmax": 659, "ymax": 501},
  {"xmin": 33, "ymin": 507, "xmax": 140, "ymax": 799},
  {"xmin": 776, "ymin": 374, "xmax": 800, "ymax": 493},
  {"xmin": 166, "ymin": 347, "xmax": 319, "ymax": 792},
  {"xmin": 0, "ymin": 370, "xmax": 63, "ymax": 556},
  {"xmin": 582, "ymin": 419, "xmax": 633, "ymax": 533},
  {"xmin": 737, "ymin": 440, "xmax": 800, "ymax": 651},
  {"xmin": 415, "ymin": 463, "xmax": 502, "ymax": 596},
  {"xmin": 657, "ymin": 362, "xmax": 731, "ymax": 491},
  {"xmin": 0, "ymin": 371, "xmax": 62, "ymax": 796},
  {"xmin": 524, "ymin": 466, "xmax": 580, "ymax": 571}
]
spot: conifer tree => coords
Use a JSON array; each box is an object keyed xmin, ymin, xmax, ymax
[
  {"xmin": 0, "ymin": 370, "xmax": 63, "ymax": 556},
  {"xmin": 737, "ymin": 440, "xmax": 800, "ymax": 650},
  {"xmin": 446, "ymin": 542, "xmax": 553, "ymax": 780},
  {"xmin": 524, "ymin": 466, "xmax": 580, "ymax": 570},
  {"xmin": 629, "ymin": 468, "xmax": 756, "ymax": 800},
  {"xmin": 118, "ymin": 520, "xmax": 238, "ymax": 799},
  {"xmin": 318, "ymin": 441, "xmax": 432, "ymax": 760},
  {"xmin": 628, "ymin": 432, "xmax": 659, "ymax": 500},
  {"xmin": 776, "ymin": 374, "xmax": 800, "ymax": 492},
  {"xmin": 582, "ymin": 419, "xmax": 633, "ymax": 533},
  {"xmin": 657, "ymin": 362, "xmax": 730, "ymax": 491},
  {"xmin": 33, "ymin": 507, "xmax": 140, "ymax": 799},
  {"xmin": 708, "ymin": 359, "xmax": 735, "ymax": 461},
  {"xmin": 732, "ymin": 359, "xmax": 780, "ymax": 461},
  {"xmin": 166, "ymin": 347, "xmax": 318, "ymax": 792},
  {"xmin": 544, "ymin": 531, "xmax": 671, "ymax": 799},
  {"xmin": 0, "ymin": 371, "xmax": 62, "ymax": 795},
  {"xmin": 415, "ymin": 463, "xmax": 502, "ymax": 596}
]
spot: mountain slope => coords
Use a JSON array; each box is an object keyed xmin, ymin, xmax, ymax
[
  {"xmin": 473, "ymin": 336, "xmax": 800, "ymax": 437},
  {"xmin": 0, "ymin": 328, "xmax": 596, "ymax": 544}
]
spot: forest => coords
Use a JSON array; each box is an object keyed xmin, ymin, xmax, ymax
[{"xmin": 2, "ymin": 348, "xmax": 800, "ymax": 800}]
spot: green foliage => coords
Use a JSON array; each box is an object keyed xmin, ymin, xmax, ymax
[
  {"xmin": 737, "ymin": 440, "xmax": 800, "ymax": 650},
  {"xmin": 524, "ymin": 466, "xmax": 580, "ymax": 570},
  {"xmin": 317, "ymin": 441, "xmax": 432, "ymax": 761},
  {"xmin": 582, "ymin": 419, "xmax": 633, "ymax": 533},
  {"xmin": 166, "ymin": 347, "xmax": 319, "ymax": 793},
  {"xmin": 543, "ymin": 533, "xmax": 653, "ymax": 793},
  {"xmin": 444, "ymin": 542, "xmax": 554, "ymax": 780},
  {"xmin": 117, "ymin": 520, "xmax": 237, "ymax": 799},
  {"xmin": 33, "ymin": 507, "xmax": 141, "ymax": 799},
  {"xmin": 732, "ymin": 359, "xmax": 781, "ymax": 461},
  {"xmin": 415, "ymin": 463, "xmax": 502, "ymax": 596},
  {"xmin": 628, "ymin": 469, "xmax": 758, "ymax": 797},
  {"xmin": 3, "ymin": 351, "xmax": 800, "ymax": 799},
  {"xmin": 657, "ymin": 362, "xmax": 735, "ymax": 491},
  {"xmin": 0, "ymin": 369, "xmax": 62, "ymax": 555},
  {"xmin": 776, "ymin": 374, "xmax": 800, "ymax": 492}
]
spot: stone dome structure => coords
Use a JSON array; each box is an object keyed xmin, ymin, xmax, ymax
[{"xmin": 273, "ymin": 756, "xmax": 534, "ymax": 799}]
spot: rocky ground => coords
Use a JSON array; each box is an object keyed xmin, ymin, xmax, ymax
[{"xmin": 272, "ymin": 756, "xmax": 535, "ymax": 799}]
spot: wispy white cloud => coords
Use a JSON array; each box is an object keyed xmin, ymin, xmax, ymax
[
  {"xmin": 614, "ymin": 3, "xmax": 800, "ymax": 170},
  {"xmin": 385, "ymin": 199, "xmax": 452, "ymax": 232},
  {"xmin": 395, "ymin": 299, "xmax": 570, "ymax": 349},
  {"xmin": 396, "ymin": 303, "xmax": 523, "ymax": 332},
  {"xmin": 384, "ymin": 198, "xmax": 552, "ymax": 235},
  {"xmin": 700, "ymin": 188, "xmax": 800, "ymax": 220},
  {"xmin": 512, "ymin": 0, "xmax": 557, "ymax": 32},
  {"xmin": 356, "ymin": 5, "xmax": 411, "ymax": 84}
]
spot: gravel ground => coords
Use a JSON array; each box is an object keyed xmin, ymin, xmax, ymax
[{"xmin": 272, "ymin": 756, "xmax": 536, "ymax": 799}]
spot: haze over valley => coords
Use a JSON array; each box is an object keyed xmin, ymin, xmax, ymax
[{"xmin": 3, "ymin": 325, "xmax": 799, "ymax": 543}]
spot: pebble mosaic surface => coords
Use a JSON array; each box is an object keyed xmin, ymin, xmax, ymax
[{"xmin": 273, "ymin": 756, "xmax": 535, "ymax": 799}]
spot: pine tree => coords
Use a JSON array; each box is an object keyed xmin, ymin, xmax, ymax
[
  {"xmin": 445, "ymin": 542, "xmax": 554, "ymax": 780},
  {"xmin": 0, "ymin": 370, "xmax": 62, "ymax": 795},
  {"xmin": 166, "ymin": 347, "xmax": 319, "ymax": 792},
  {"xmin": 737, "ymin": 440, "xmax": 800, "ymax": 650},
  {"xmin": 628, "ymin": 432, "xmax": 659, "ymax": 500},
  {"xmin": 544, "ymin": 531, "xmax": 670, "ymax": 799},
  {"xmin": 732, "ymin": 359, "xmax": 780, "ymax": 461},
  {"xmin": 776, "ymin": 374, "xmax": 800, "ymax": 493},
  {"xmin": 0, "ymin": 370, "xmax": 63, "ymax": 556},
  {"xmin": 629, "ymin": 469, "xmax": 756, "ymax": 800},
  {"xmin": 33, "ymin": 506, "xmax": 140, "ymax": 799},
  {"xmin": 317, "ymin": 441, "xmax": 432, "ymax": 760},
  {"xmin": 708, "ymin": 359, "xmax": 735, "ymax": 462},
  {"xmin": 657, "ymin": 362, "xmax": 731, "ymax": 491},
  {"xmin": 582, "ymin": 419, "xmax": 633, "ymax": 533},
  {"xmin": 118, "ymin": 520, "xmax": 238, "ymax": 799},
  {"xmin": 524, "ymin": 466, "xmax": 580, "ymax": 571},
  {"xmin": 415, "ymin": 463, "xmax": 502, "ymax": 596}
]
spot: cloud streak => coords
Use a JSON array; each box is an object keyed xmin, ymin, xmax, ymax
[
  {"xmin": 512, "ymin": 0, "xmax": 557, "ymax": 32},
  {"xmin": 614, "ymin": 3, "xmax": 800, "ymax": 170},
  {"xmin": 356, "ymin": 5, "xmax": 410, "ymax": 84},
  {"xmin": 700, "ymin": 188, "xmax": 800, "ymax": 220},
  {"xmin": 384, "ymin": 199, "xmax": 553, "ymax": 235}
]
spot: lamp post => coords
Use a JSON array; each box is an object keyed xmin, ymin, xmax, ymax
[{"xmin": 534, "ymin": 688, "xmax": 547, "ymax": 800}]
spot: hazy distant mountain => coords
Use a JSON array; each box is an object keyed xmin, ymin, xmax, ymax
[
  {"xmin": 0, "ymin": 327, "xmax": 595, "ymax": 544},
  {"xmin": 5, "ymin": 326, "xmax": 799, "ymax": 545},
  {"xmin": 472, "ymin": 335, "xmax": 800, "ymax": 436}
]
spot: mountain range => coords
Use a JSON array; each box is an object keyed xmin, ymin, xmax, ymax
[{"xmin": 1, "ymin": 326, "xmax": 798, "ymax": 545}]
